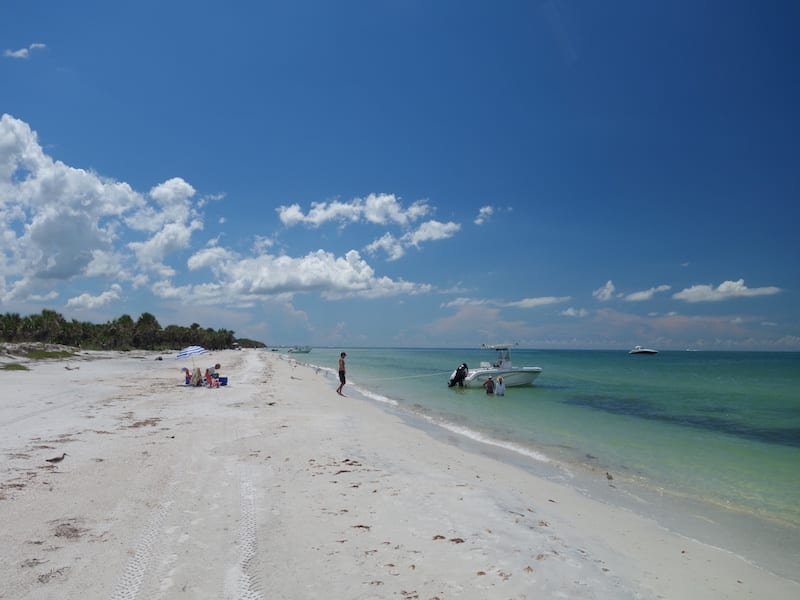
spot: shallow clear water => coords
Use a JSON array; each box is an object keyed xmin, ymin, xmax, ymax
[{"xmin": 299, "ymin": 347, "xmax": 800, "ymax": 530}]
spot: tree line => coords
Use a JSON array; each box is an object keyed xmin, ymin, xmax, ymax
[{"xmin": 0, "ymin": 309, "xmax": 265, "ymax": 351}]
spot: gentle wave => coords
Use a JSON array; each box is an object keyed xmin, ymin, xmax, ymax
[
  {"xmin": 421, "ymin": 414, "xmax": 553, "ymax": 464},
  {"xmin": 353, "ymin": 384, "xmax": 399, "ymax": 406},
  {"xmin": 287, "ymin": 355, "xmax": 400, "ymax": 407}
]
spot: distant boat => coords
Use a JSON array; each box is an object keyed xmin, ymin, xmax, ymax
[
  {"xmin": 287, "ymin": 345, "xmax": 312, "ymax": 354},
  {"xmin": 629, "ymin": 346, "xmax": 658, "ymax": 355}
]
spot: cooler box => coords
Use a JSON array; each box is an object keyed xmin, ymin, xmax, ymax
[{"xmin": 219, "ymin": 377, "xmax": 228, "ymax": 386}]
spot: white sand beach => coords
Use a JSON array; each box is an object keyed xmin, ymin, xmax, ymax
[{"xmin": 1, "ymin": 349, "xmax": 797, "ymax": 599}]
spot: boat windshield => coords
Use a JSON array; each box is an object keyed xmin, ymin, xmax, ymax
[{"xmin": 495, "ymin": 347, "xmax": 511, "ymax": 366}]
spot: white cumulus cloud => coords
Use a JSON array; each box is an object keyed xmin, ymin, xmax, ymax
[
  {"xmin": 182, "ymin": 247, "xmax": 431, "ymax": 303},
  {"xmin": 0, "ymin": 114, "xmax": 207, "ymax": 307},
  {"xmin": 365, "ymin": 220, "xmax": 460, "ymax": 261},
  {"xmin": 673, "ymin": 279, "xmax": 781, "ymax": 302},
  {"xmin": 504, "ymin": 296, "xmax": 571, "ymax": 309},
  {"xmin": 3, "ymin": 43, "xmax": 46, "ymax": 59},
  {"xmin": 364, "ymin": 233, "xmax": 406, "ymax": 261},
  {"xmin": 592, "ymin": 280, "xmax": 616, "ymax": 301},
  {"xmin": 474, "ymin": 205, "xmax": 494, "ymax": 225},
  {"xmin": 0, "ymin": 115, "xmax": 439, "ymax": 313},
  {"xmin": 67, "ymin": 284, "xmax": 122, "ymax": 309},
  {"xmin": 277, "ymin": 193, "xmax": 430, "ymax": 228},
  {"xmin": 402, "ymin": 220, "xmax": 460, "ymax": 247},
  {"xmin": 624, "ymin": 284, "xmax": 671, "ymax": 302},
  {"xmin": 440, "ymin": 297, "xmax": 491, "ymax": 309}
]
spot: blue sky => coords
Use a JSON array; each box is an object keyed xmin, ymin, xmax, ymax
[{"xmin": 1, "ymin": 1, "xmax": 798, "ymax": 350}]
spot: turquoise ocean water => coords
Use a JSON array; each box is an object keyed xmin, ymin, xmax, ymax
[{"xmin": 287, "ymin": 347, "xmax": 800, "ymax": 575}]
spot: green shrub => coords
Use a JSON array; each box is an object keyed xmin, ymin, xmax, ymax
[
  {"xmin": 1, "ymin": 363, "xmax": 29, "ymax": 371},
  {"xmin": 23, "ymin": 349, "xmax": 77, "ymax": 360}
]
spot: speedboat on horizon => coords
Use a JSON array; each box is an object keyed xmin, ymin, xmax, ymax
[
  {"xmin": 287, "ymin": 345, "xmax": 312, "ymax": 353},
  {"xmin": 629, "ymin": 345, "xmax": 658, "ymax": 355},
  {"xmin": 448, "ymin": 344, "xmax": 542, "ymax": 388}
]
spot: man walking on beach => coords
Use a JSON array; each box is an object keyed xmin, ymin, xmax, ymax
[{"xmin": 336, "ymin": 352, "xmax": 346, "ymax": 395}]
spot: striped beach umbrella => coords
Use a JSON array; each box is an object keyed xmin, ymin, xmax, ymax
[{"xmin": 176, "ymin": 345, "xmax": 209, "ymax": 365}]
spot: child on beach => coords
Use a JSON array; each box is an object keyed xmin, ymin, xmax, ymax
[{"xmin": 205, "ymin": 368, "xmax": 219, "ymax": 388}]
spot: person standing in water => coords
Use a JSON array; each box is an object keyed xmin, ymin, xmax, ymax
[{"xmin": 336, "ymin": 352, "xmax": 347, "ymax": 395}]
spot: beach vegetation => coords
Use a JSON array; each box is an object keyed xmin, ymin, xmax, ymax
[
  {"xmin": 1, "ymin": 363, "xmax": 29, "ymax": 371},
  {"xmin": 0, "ymin": 309, "xmax": 266, "ymax": 351},
  {"xmin": 23, "ymin": 349, "xmax": 77, "ymax": 360}
]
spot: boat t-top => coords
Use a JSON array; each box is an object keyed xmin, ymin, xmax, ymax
[
  {"xmin": 448, "ymin": 344, "xmax": 542, "ymax": 388},
  {"xmin": 629, "ymin": 345, "xmax": 657, "ymax": 355}
]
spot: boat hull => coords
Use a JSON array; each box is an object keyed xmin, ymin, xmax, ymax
[{"xmin": 461, "ymin": 367, "xmax": 542, "ymax": 388}]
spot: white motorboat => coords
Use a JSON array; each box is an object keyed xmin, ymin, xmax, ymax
[
  {"xmin": 287, "ymin": 345, "xmax": 312, "ymax": 353},
  {"xmin": 448, "ymin": 344, "xmax": 542, "ymax": 388},
  {"xmin": 629, "ymin": 345, "xmax": 657, "ymax": 355}
]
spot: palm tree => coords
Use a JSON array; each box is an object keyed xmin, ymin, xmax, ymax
[
  {"xmin": 134, "ymin": 312, "xmax": 161, "ymax": 349},
  {"xmin": 39, "ymin": 309, "xmax": 65, "ymax": 343},
  {"xmin": 0, "ymin": 313, "xmax": 23, "ymax": 342},
  {"xmin": 111, "ymin": 314, "xmax": 135, "ymax": 349}
]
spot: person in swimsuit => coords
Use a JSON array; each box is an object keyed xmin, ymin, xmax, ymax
[{"xmin": 336, "ymin": 352, "xmax": 347, "ymax": 395}]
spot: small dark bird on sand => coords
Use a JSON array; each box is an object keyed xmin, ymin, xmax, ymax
[
  {"xmin": 46, "ymin": 453, "xmax": 68, "ymax": 464},
  {"xmin": 606, "ymin": 472, "xmax": 613, "ymax": 481}
]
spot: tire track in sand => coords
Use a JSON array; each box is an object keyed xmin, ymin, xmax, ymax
[
  {"xmin": 233, "ymin": 465, "xmax": 264, "ymax": 600},
  {"xmin": 108, "ymin": 492, "xmax": 174, "ymax": 600}
]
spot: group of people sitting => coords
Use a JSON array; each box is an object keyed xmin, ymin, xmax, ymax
[{"xmin": 183, "ymin": 363, "xmax": 223, "ymax": 387}]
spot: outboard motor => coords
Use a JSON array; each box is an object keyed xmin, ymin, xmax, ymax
[{"xmin": 448, "ymin": 363, "xmax": 469, "ymax": 387}]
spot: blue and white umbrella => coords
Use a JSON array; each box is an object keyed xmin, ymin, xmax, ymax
[{"xmin": 176, "ymin": 345, "xmax": 209, "ymax": 365}]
